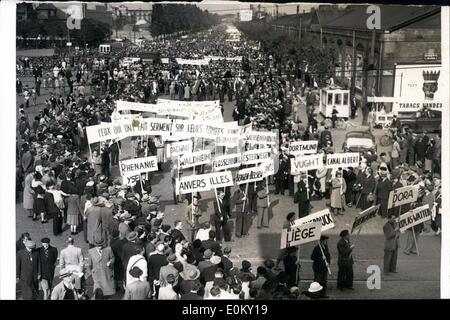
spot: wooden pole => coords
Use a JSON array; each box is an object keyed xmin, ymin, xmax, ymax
[
  {"xmin": 412, "ymin": 227, "xmax": 420, "ymax": 256},
  {"xmin": 318, "ymin": 241, "xmax": 332, "ymax": 275},
  {"xmin": 295, "ymin": 246, "xmax": 301, "ymax": 284},
  {"xmin": 139, "ymin": 174, "xmax": 144, "ymax": 195},
  {"xmin": 352, "ymin": 226, "xmax": 362, "ymax": 247},
  {"xmin": 243, "ymin": 183, "xmax": 249, "ymax": 211},
  {"xmin": 266, "ymin": 178, "xmax": 270, "ymax": 207}
]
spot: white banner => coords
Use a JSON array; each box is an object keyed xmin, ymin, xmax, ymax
[
  {"xmin": 398, "ymin": 204, "xmax": 432, "ymax": 233},
  {"xmin": 244, "ymin": 130, "xmax": 278, "ymax": 146},
  {"xmin": 161, "ymin": 58, "xmax": 169, "ymax": 64},
  {"xmin": 204, "ymin": 56, "xmax": 243, "ymax": 62},
  {"xmin": 288, "ymin": 140, "xmax": 318, "ymax": 156},
  {"xmin": 117, "ymin": 99, "xmax": 223, "ymax": 122},
  {"xmin": 176, "ymin": 58, "xmax": 209, "ymax": 65},
  {"xmin": 235, "ymin": 165, "xmax": 270, "ymax": 185},
  {"xmin": 241, "ymin": 148, "xmax": 272, "ymax": 165},
  {"xmin": 86, "ymin": 122, "xmax": 125, "ymax": 144},
  {"xmin": 166, "ymin": 140, "xmax": 193, "ymax": 158},
  {"xmin": 387, "ymin": 185, "xmax": 419, "ymax": 209},
  {"xmin": 212, "ymin": 153, "xmax": 242, "ymax": 171},
  {"xmin": 290, "ymin": 209, "xmax": 335, "ymax": 232},
  {"xmin": 326, "ymin": 152, "xmax": 360, "ymax": 169},
  {"xmin": 176, "ymin": 171, "xmax": 234, "ymax": 195},
  {"xmin": 179, "ymin": 150, "xmax": 212, "ymax": 170},
  {"xmin": 119, "ymin": 156, "xmax": 158, "ymax": 179},
  {"xmin": 280, "ymin": 221, "xmax": 322, "ymax": 249},
  {"xmin": 290, "ymin": 154, "xmax": 324, "ymax": 175}
]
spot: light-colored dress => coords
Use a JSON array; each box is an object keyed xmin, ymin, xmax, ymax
[{"xmin": 23, "ymin": 173, "xmax": 35, "ymax": 210}]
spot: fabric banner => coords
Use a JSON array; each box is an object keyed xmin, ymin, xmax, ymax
[
  {"xmin": 326, "ymin": 152, "xmax": 360, "ymax": 169},
  {"xmin": 179, "ymin": 150, "xmax": 212, "ymax": 170},
  {"xmin": 161, "ymin": 58, "xmax": 169, "ymax": 64},
  {"xmin": 116, "ymin": 100, "xmax": 223, "ymax": 122},
  {"xmin": 280, "ymin": 221, "xmax": 322, "ymax": 249},
  {"xmin": 235, "ymin": 165, "xmax": 270, "ymax": 185},
  {"xmin": 175, "ymin": 171, "xmax": 234, "ymax": 195},
  {"xmin": 288, "ymin": 140, "xmax": 318, "ymax": 156},
  {"xmin": 289, "ymin": 209, "xmax": 335, "ymax": 232},
  {"xmin": 241, "ymin": 148, "xmax": 272, "ymax": 165},
  {"xmin": 387, "ymin": 185, "xmax": 419, "ymax": 209},
  {"xmin": 244, "ymin": 130, "xmax": 278, "ymax": 145},
  {"xmin": 398, "ymin": 204, "xmax": 432, "ymax": 233},
  {"xmin": 86, "ymin": 122, "xmax": 124, "ymax": 144},
  {"xmin": 166, "ymin": 140, "xmax": 193, "ymax": 158},
  {"xmin": 119, "ymin": 156, "xmax": 158, "ymax": 179},
  {"xmin": 290, "ymin": 154, "xmax": 324, "ymax": 175},
  {"xmin": 204, "ymin": 56, "xmax": 243, "ymax": 61},
  {"xmin": 351, "ymin": 205, "xmax": 380, "ymax": 233},
  {"xmin": 176, "ymin": 58, "xmax": 209, "ymax": 65},
  {"xmin": 212, "ymin": 153, "xmax": 242, "ymax": 171}
]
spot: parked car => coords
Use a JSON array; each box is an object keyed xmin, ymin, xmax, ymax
[{"xmin": 342, "ymin": 130, "xmax": 377, "ymax": 154}]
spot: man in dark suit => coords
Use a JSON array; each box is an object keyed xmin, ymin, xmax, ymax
[
  {"xmin": 376, "ymin": 167, "xmax": 393, "ymax": 217},
  {"xmin": 180, "ymin": 280, "xmax": 203, "ymax": 300},
  {"xmin": 133, "ymin": 173, "xmax": 152, "ymax": 198},
  {"xmin": 147, "ymin": 244, "xmax": 169, "ymax": 298},
  {"xmin": 201, "ymin": 231, "xmax": 222, "ymax": 256},
  {"xmin": 294, "ymin": 173, "xmax": 310, "ymax": 218},
  {"xmin": 233, "ymin": 184, "xmax": 248, "ymax": 238},
  {"xmin": 110, "ymin": 230, "xmax": 127, "ymax": 292},
  {"xmin": 311, "ymin": 235, "xmax": 331, "ymax": 298},
  {"xmin": 16, "ymin": 240, "xmax": 40, "ymax": 300},
  {"xmin": 213, "ymin": 189, "xmax": 232, "ymax": 242},
  {"xmin": 383, "ymin": 215, "xmax": 400, "ymax": 274},
  {"xmin": 219, "ymin": 247, "xmax": 233, "ymax": 277},
  {"xmin": 337, "ymin": 230, "xmax": 354, "ymax": 290},
  {"xmin": 275, "ymin": 154, "xmax": 288, "ymax": 195},
  {"xmin": 38, "ymin": 238, "xmax": 58, "ymax": 300}
]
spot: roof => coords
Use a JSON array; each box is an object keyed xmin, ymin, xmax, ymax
[
  {"xmin": 35, "ymin": 3, "xmax": 57, "ymax": 10},
  {"xmin": 324, "ymin": 5, "xmax": 440, "ymax": 32},
  {"xmin": 272, "ymin": 12, "xmax": 314, "ymax": 27}
]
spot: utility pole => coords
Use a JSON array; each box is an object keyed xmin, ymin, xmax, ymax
[{"xmin": 297, "ymin": 5, "xmax": 301, "ymax": 42}]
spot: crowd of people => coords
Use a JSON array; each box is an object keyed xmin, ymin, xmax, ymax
[{"xmin": 15, "ymin": 23, "xmax": 441, "ymax": 300}]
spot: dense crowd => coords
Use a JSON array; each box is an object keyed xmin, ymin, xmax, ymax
[{"xmin": 15, "ymin": 23, "xmax": 441, "ymax": 300}]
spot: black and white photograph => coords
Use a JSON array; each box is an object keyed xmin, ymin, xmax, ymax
[{"xmin": 0, "ymin": 0, "xmax": 449, "ymax": 303}]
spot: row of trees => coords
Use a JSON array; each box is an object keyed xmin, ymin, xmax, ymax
[
  {"xmin": 151, "ymin": 4, "xmax": 220, "ymax": 37},
  {"xmin": 17, "ymin": 8, "xmax": 111, "ymax": 48},
  {"xmin": 238, "ymin": 21, "xmax": 336, "ymax": 87}
]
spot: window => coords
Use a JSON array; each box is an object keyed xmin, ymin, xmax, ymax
[
  {"xmin": 327, "ymin": 93, "xmax": 333, "ymax": 105},
  {"xmin": 49, "ymin": 10, "xmax": 55, "ymax": 17},
  {"xmin": 335, "ymin": 93, "xmax": 342, "ymax": 105},
  {"xmin": 343, "ymin": 93, "xmax": 349, "ymax": 105}
]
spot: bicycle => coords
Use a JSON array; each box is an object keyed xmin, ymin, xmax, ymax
[{"xmin": 379, "ymin": 126, "xmax": 396, "ymax": 147}]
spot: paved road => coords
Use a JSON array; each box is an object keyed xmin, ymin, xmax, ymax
[{"xmin": 16, "ymin": 73, "xmax": 440, "ymax": 299}]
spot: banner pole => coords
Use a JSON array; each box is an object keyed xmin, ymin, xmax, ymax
[
  {"xmin": 412, "ymin": 227, "xmax": 420, "ymax": 256},
  {"xmin": 295, "ymin": 245, "xmax": 301, "ymax": 285},
  {"xmin": 139, "ymin": 174, "xmax": 144, "ymax": 195},
  {"xmin": 352, "ymin": 226, "xmax": 362, "ymax": 248},
  {"xmin": 214, "ymin": 188, "xmax": 221, "ymax": 214},
  {"xmin": 266, "ymin": 178, "xmax": 270, "ymax": 207},
  {"xmin": 243, "ymin": 183, "xmax": 249, "ymax": 212},
  {"xmin": 318, "ymin": 240, "xmax": 332, "ymax": 275}
]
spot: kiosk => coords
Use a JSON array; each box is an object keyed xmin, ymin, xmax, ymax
[{"xmin": 319, "ymin": 87, "xmax": 350, "ymax": 118}]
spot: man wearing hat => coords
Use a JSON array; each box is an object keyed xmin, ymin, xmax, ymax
[
  {"xmin": 310, "ymin": 235, "xmax": 331, "ymax": 298},
  {"xmin": 50, "ymin": 269, "xmax": 78, "ymax": 300},
  {"xmin": 213, "ymin": 189, "xmax": 232, "ymax": 242},
  {"xmin": 86, "ymin": 238, "xmax": 116, "ymax": 298},
  {"xmin": 180, "ymin": 279, "xmax": 203, "ymax": 300},
  {"xmin": 125, "ymin": 245, "xmax": 147, "ymax": 287},
  {"xmin": 38, "ymin": 238, "xmax": 58, "ymax": 300},
  {"xmin": 220, "ymin": 247, "xmax": 233, "ymax": 276},
  {"xmin": 159, "ymin": 254, "xmax": 179, "ymax": 288},
  {"xmin": 185, "ymin": 195, "xmax": 203, "ymax": 242},
  {"xmin": 123, "ymin": 266, "xmax": 151, "ymax": 300},
  {"xmin": 337, "ymin": 230, "xmax": 354, "ymax": 290},
  {"xmin": 121, "ymin": 231, "xmax": 141, "ymax": 271},
  {"xmin": 16, "ymin": 240, "xmax": 40, "ymax": 300},
  {"xmin": 86, "ymin": 197, "xmax": 106, "ymax": 248},
  {"xmin": 383, "ymin": 214, "xmax": 400, "ymax": 274},
  {"xmin": 110, "ymin": 230, "xmax": 127, "ymax": 292},
  {"xmin": 233, "ymin": 184, "xmax": 249, "ymax": 238},
  {"xmin": 376, "ymin": 166, "xmax": 393, "ymax": 218},
  {"xmin": 301, "ymin": 282, "xmax": 323, "ymax": 299}
]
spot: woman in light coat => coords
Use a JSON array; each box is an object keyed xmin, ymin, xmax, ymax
[
  {"xmin": 331, "ymin": 171, "xmax": 347, "ymax": 216},
  {"xmin": 315, "ymin": 165, "xmax": 328, "ymax": 199},
  {"xmin": 91, "ymin": 150, "xmax": 102, "ymax": 175},
  {"xmin": 23, "ymin": 172, "xmax": 35, "ymax": 217}
]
